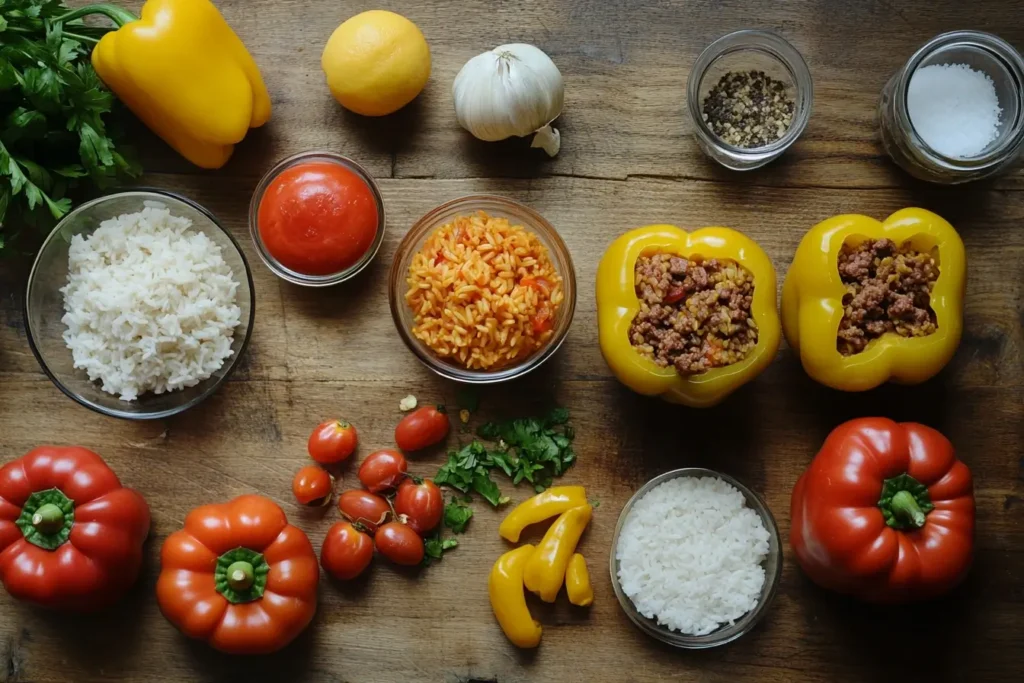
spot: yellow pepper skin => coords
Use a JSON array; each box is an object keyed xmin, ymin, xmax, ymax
[
  {"xmin": 498, "ymin": 486, "xmax": 588, "ymax": 543},
  {"xmin": 92, "ymin": 0, "xmax": 271, "ymax": 169},
  {"xmin": 781, "ymin": 208, "xmax": 965, "ymax": 392},
  {"xmin": 488, "ymin": 545, "xmax": 542, "ymax": 649},
  {"xmin": 565, "ymin": 553, "xmax": 593, "ymax": 607},
  {"xmin": 523, "ymin": 504, "xmax": 592, "ymax": 603},
  {"xmin": 597, "ymin": 225, "xmax": 781, "ymax": 407}
]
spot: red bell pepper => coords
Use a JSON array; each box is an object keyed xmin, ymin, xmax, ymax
[
  {"xmin": 791, "ymin": 418, "xmax": 974, "ymax": 602},
  {"xmin": 0, "ymin": 446, "xmax": 151, "ymax": 610}
]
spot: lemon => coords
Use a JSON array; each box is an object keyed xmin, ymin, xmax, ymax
[{"xmin": 321, "ymin": 10, "xmax": 431, "ymax": 117}]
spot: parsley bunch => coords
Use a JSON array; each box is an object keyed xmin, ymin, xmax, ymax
[
  {"xmin": 0, "ymin": 1, "xmax": 140, "ymax": 251},
  {"xmin": 434, "ymin": 408, "xmax": 576, "ymax": 506}
]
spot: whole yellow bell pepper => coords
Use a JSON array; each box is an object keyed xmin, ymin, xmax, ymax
[
  {"xmin": 523, "ymin": 504, "xmax": 592, "ymax": 603},
  {"xmin": 92, "ymin": 0, "xmax": 271, "ymax": 169},
  {"xmin": 565, "ymin": 553, "xmax": 593, "ymax": 607},
  {"xmin": 596, "ymin": 225, "xmax": 781, "ymax": 407},
  {"xmin": 782, "ymin": 208, "xmax": 965, "ymax": 391},
  {"xmin": 498, "ymin": 486, "xmax": 587, "ymax": 543},
  {"xmin": 488, "ymin": 545, "xmax": 542, "ymax": 649}
]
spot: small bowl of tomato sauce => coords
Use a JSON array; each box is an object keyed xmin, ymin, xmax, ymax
[{"xmin": 249, "ymin": 151, "xmax": 385, "ymax": 286}]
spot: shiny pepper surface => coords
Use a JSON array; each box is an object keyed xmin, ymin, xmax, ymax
[
  {"xmin": 0, "ymin": 446, "xmax": 150, "ymax": 611},
  {"xmin": 157, "ymin": 495, "xmax": 319, "ymax": 654},
  {"xmin": 498, "ymin": 486, "xmax": 587, "ymax": 543},
  {"xmin": 523, "ymin": 504, "xmax": 592, "ymax": 602},
  {"xmin": 782, "ymin": 208, "xmax": 965, "ymax": 391},
  {"xmin": 92, "ymin": 0, "xmax": 271, "ymax": 169},
  {"xmin": 489, "ymin": 545, "xmax": 542, "ymax": 648},
  {"xmin": 791, "ymin": 418, "xmax": 974, "ymax": 603},
  {"xmin": 597, "ymin": 224, "xmax": 781, "ymax": 407}
]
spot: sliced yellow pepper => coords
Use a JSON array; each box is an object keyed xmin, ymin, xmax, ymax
[
  {"xmin": 782, "ymin": 208, "xmax": 965, "ymax": 391},
  {"xmin": 92, "ymin": 0, "xmax": 271, "ymax": 169},
  {"xmin": 523, "ymin": 504, "xmax": 592, "ymax": 603},
  {"xmin": 499, "ymin": 486, "xmax": 587, "ymax": 543},
  {"xmin": 488, "ymin": 545, "xmax": 542, "ymax": 649},
  {"xmin": 565, "ymin": 553, "xmax": 593, "ymax": 607},
  {"xmin": 596, "ymin": 225, "xmax": 781, "ymax": 407}
]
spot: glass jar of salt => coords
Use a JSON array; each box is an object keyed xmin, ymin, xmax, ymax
[{"xmin": 880, "ymin": 30, "xmax": 1024, "ymax": 184}]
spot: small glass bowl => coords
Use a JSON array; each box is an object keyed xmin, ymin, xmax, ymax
[
  {"xmin": 609, "ymin": 467, "xmax": 783, "ymax": 649},
  {"xmin": 248, "ymin": 151, "xmax": 386, "ymax": 286},
  {"xmin": 388, "ymin": 195, "xmax": 577, "ymax": 384},
  {"xmin": 25, "ymin": 190, "xmax": 256, "ymax": 420},
  {"xmin": 687, "ymin": 30, "xmax": 813, "ymax": 170}
]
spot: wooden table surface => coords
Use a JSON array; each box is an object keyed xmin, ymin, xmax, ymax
[{"xmin": 2, "ymin": 1, "xmax": 1023, "ymax": 682}]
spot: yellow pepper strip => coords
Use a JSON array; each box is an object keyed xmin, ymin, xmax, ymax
[
  {"xmin": 92, "ymin": 0, "xmax": 271, "ymax": 169},
  {"xmin": 781, "ymin": 208, "xmax": 965, "ymax": 391},
  {"xmin": 488, "ymin": 545, "xmax": 542, "ymax": 649},
  {"xmin": 523, "ymin": 504, "xmax": 592, "ymax": 603},
  {"xmin": 596, "ymin": 225, "xmax": 781, "ymax": 407},
  {"xmin": 499, "ymin": 486, "xmax": 588, "ymax": 543},
  {"xmin": 565, "ymin": 553, "xmax": 593, "ymax": 607}
]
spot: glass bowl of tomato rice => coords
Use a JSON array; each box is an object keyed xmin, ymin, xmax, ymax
[
  {"xmin": 249, "ymin": 151, "xmax": 386, "ymax": 286},
  {"xmin": 389, "ymin": 195, "xmax": 577, "ymax": 384}
]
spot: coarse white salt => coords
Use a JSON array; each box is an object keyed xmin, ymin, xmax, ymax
[{"xmin": 907, "ymin": 63, "xmax": 1002, "ymax": 159}]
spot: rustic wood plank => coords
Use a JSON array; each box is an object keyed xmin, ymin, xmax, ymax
[{"xmin": 3, "ymin": 1, "xmax": 1024, "ymax": 682}]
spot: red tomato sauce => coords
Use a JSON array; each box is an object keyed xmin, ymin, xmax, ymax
[{"xmin": 257, "ymin": 162, "xmax": 379, "ymax": 276}]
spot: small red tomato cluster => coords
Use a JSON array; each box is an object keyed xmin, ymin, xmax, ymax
[{"xmin": 292, "ymin": 405, "xmax": 451, "ymax": 581}]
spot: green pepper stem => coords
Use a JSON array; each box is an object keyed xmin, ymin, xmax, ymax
[
  {"xmin": 31, "ymin": 503, "xmax": 65, "ymax": 534},
  {"xmin": 226, "ymin": 561, "xmax": 255, "ymax": 591},
  {"xmin": 890, "ymin": 490, "xmax": 926, "ymax": 528},
  {"xmin": 53, "ymin": 4, "xmax": 138, "ymax": 28}
]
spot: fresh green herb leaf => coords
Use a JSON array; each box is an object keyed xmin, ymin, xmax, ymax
[
  {"xmin": 424, "ymin": 534, "xmax": 459, "ymax": 561},
  {"xmin": 443, "ymin": 500, "xmax": 473, "ymax": 534},
  {"xmin": 472, "ymin": 467, "xmax": 505, "ymax": 506}
]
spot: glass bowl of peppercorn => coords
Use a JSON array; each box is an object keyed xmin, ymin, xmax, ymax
[{"xmin": 687, "ymin": 30, "xmax": 813, "ymax": 170}]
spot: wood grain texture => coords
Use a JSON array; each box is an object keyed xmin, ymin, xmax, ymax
[{"xmin": 1, "ymin": 1, "xmax": 1023, "ymax": 682}]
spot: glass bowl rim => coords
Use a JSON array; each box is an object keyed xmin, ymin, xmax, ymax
[
  {"xmin": 608, "ymin": 466, "xmax": 784, "ymax": 649},
  {"xmin": 387, "ymin": 194, "xmax": 577, "ymax": 384},
  {"xmin": 24, "ymin": 188, "xmax": 257, "ymax": 421},
  {"xmin": 687, "ymin": 29, "xmax": 814, "ymax": 158},
  {"xmin": 247, "ymin": 150, "xmax": 387, "ymax": 287}
]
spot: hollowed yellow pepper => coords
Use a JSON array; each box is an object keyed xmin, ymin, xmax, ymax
[
  {"xmin": 523, "ymin": 504, "xmax": 592, "ymax": 603},
  {"xmin": 499, "ymin": 486, "xmax": 587, "ymax": 543},
  {"xmin": 488, "ymin": 545, "xmax": 542, "ymax": 649},
  {"xmin": 565, "ymin": 553, "xmax": 593, "ymax": 607},
  {"xmin": 92, "ymin": 0, "xmax": 271, "ymax": 169},
  {"xmin": 781, "ymin": 208, "xmax": 965, "ymax": 392},
  {"xmin": 597, "ymin": 225, "xmax": 782, "ymax": 407}
]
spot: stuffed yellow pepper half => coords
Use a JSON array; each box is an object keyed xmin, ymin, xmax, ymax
[
  {"xmin": 781, "ymin": 208, "xmax": 965, "ymax": 391},
  {"xmin": 597, "ymin": 225, "xmax": 781, "ymax": 407}
]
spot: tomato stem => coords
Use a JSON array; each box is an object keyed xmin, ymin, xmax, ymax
[
  {"xmin": 215, "ymin": 548, "xmax": 269, "ymax": 603},
  {"xmin": 226, "ymin": 561, "xmax": 255, "ymax": 591},
  {"xmin": 878, "ymin": 473, "xmax": 934, "ymax": 530}
]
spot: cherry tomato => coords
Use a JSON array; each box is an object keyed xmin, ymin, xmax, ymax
[
  {"xmin": 292, "ymin": 465, "xmax": 334, "ymax": 506},
  {"xmin": 358, "ymin": 449, "xmax": 407, "ymax": 493},
  {"xmin": 395, "ymin": 405, "xmax": 450, "ymax": 451},
  {"xmin": 395, "ymin": 478, "xmax": 443, "ymax": 535},
  {"xmin": 308, "ymin": 419, "xmax": 358, "ymax": 464},
  {"xmin": 337, "ymin": 489, "xmax": 391, "ymax": 533},
  {"xmin": 257, "ymin": 161, "xmax": 379, "ymax": 276},
  {"xmin": 375, "ymin": 522, "xmax": 425, "ymax": 566},
  {"xmin": 320, "ymin": 522, "xmax": 374, "ymax": 580}
]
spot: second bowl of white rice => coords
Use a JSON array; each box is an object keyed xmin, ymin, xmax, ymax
[
  {"xmin": 610, "ymin": 467, "xmax": 783, "ymax": 649},
  {"xmin": 25, "ymin": 190, "xmax": 255, "ymax": 420}
]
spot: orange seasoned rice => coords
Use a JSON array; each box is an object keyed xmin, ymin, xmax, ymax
[{"xmin": 405, "ymin": 211, "xmax": 564, "ymax": 371}]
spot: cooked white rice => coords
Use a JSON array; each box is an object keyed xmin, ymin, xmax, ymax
[
  {"xmin": 615, "ymin": 476, "xmax": 770, "ymax": 636},
  {"xmin": 60, "ymin": 204, "xmax": 241, "ymax": 401}
]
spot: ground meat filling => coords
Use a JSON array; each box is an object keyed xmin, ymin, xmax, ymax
[
  {"xmin": 836, "ymin": 238, "xmax": 939, "ymax": 356},
  {"xmin": 629, "ymin": 253, "xmax": 758, "ymax": 376}
]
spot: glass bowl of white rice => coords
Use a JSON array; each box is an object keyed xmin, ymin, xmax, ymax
[
  {"xmin": 24, "ymin": 190, "xmax": 255, "ymax": 420},
  {"xmin": 610, "ymin": 467, "xmax": 783, "ymax": 649}
]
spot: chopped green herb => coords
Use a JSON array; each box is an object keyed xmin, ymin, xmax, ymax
[
  {"xmin": 443, "ymin": 499, "xmax": 474, "ymax": 534},
  {"xmin": 424, "ymin": 534, "xmax": 458, "ymax": 561}
]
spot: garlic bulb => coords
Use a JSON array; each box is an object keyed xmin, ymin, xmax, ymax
[{"xmin": 452, "ymin": 43, "xmax": 564, "ymax": 156}]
